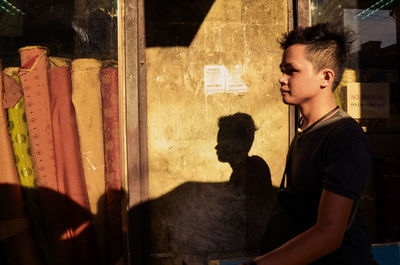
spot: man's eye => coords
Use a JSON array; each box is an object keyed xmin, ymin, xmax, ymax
[
  {"xmin": 288, "ymin": 68, "xmax": 299, "ymax": 74},
  {"xmin": 280, "ymin": 66, "xmax": 297, "ymax": 74}
]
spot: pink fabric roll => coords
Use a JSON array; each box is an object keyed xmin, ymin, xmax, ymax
[
  {"xmin": 18, "ymin": 46, "xmax": 75, "ymax": 265},
  {"xmin": 0, "ymin": 61, "xmax": 43, "ymax": 265},
  {"xmin": 101, "ymin": 65, "xmax": 122, "ymax": 265},
  {"xmin": 18, "ymin": 46, "xmax": 58, "ymax": 193},
  {"xmin": 48, "ymin": 64, "xmax": 99, "ymax": 265}
]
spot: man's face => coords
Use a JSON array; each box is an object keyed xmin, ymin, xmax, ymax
[{"xmin": 279, "ymin": 44, "xmax": 322, "ymax": 106}]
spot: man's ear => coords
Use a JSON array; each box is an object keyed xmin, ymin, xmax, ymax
[{"xmin": 320, "ymin": 69, "xmax": 335, "ymax": 89}]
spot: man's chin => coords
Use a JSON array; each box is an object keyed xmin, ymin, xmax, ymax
[
  {"xmin": 281, "ymin": 97, "xmax": 295, "ymax": 105},
  {"xmin": 281, "ymin": 94, "xmax": 300, "ymax": 106}
]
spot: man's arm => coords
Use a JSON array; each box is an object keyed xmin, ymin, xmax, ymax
[{"xmin": 249, "ymin": 189, "xmax": 354, "ymax": 265}]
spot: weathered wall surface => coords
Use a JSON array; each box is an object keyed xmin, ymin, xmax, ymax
[
  {"xmin": 145, "ymin": 0, "xmax": 288, "ymax": 264},
  {"xmin": 147, "ymin": 0, "xmax": 288, "ymax": 197}
]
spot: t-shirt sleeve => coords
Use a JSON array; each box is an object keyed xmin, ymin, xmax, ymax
[{"xmin": 322, "ymin": 125, "xmax": 372, "ymax": 200}]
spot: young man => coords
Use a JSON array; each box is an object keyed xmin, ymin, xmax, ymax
[{"xmin": 243, "ymin": 23, "xmax": 378, "ymax": 265}]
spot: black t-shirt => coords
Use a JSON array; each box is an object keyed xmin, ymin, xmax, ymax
[{"xmin": 286, "ymin": 110, "xmax": 378, "ymax": 265}]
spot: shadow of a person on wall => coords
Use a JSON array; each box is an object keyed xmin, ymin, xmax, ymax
[
  {"xmin": 131, "ymin": 112, "xmax": 277, "ymax": 265},
  {"xmin": 215, "ymin": 112, "xmax": 277, "ymax": 252},
  {"xmin": 0, "ymin": 114, "xmax": 275, "ymax": 265},
  {"xmin": 0, "ymin": 112, "xmax": 276, "ymax": 265}
]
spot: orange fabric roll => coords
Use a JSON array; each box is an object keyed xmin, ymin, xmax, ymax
[
  {"xmin": 48, "ymin": 63, "xmax": 99, "ymax": 265},
  {"xmin": 0, "ymin": 61, "xmax": 43, "ymax": 265},
  {"xmin": 101, "ymin": 64, "xmax": 122, "ymax": 265},
  {"xmin": 0, "ymin": 64, "xmax": 20, "ymax": 187},
  {"xmin": 48, "ymin": 63, "xmax": 91, "ymax": 209}
]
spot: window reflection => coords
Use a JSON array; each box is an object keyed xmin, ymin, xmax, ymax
[
  {"xmin": 344, "ymin": 9, "xmax": 396, "ymax": 52},
  {"xmin": 311, "ymin": 0, "xmax": 400, "ymax": 246},
  {"xmin": 311, "ymin": 0, "xmax": 400, "ymax": 130},
  {"xmin": 0, "ymin": 1, "xmax": 121, "ymax": 264},
  {"xmin": 0, "ymin": 0, "xmax": 117, "ymax": 66}
]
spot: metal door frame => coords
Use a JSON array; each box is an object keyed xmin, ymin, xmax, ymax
[{"xmin": 118, "ymin": 0, "xmax": 148, "ymax": 263}]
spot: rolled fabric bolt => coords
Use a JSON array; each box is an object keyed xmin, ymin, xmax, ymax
[
  {"xmin": 18, "ymin": 46, "xmax": 76, "ymax": 265},
  {"xmin": 48, "ymin": 57, "xmax": 98, "ymax": 264},
  {"xmin": 71, "ymin": 58, "xmax": 106, "ymax": 258},
  {"xmin": 18, "ymin": 46, "xmax": 57, "ymax": 192},
  {"xmin": 49, "ymin": 56, "xmax": 72, "ymax": 68},
  {"xmin": 1, "ymin": 69, "xmax": 20, "ymax": 187},
  {"xmin": 5, "ymin": 67, "xmax": 36, "ymax": 189},
  {"xmin": 48, "ymin": 57, "xmax": 99, "ymax": 265},
  {"xmin": 5, "ymin": 67, "xmax": 53, "ymax": 265},
  {"xmin": 48, "ymin": 57, "xmax": 91, "ymax": 210},
  {"xmin": 101, "ymin": 61, "xmax": 122, "ymax": 265},
  {"xmin": 2, "ymin": 68, "xmax": 22, "ymax": 109},
  {"xmin": 0, "ymin": 61, "xmax": 43, "ymax": 265}
]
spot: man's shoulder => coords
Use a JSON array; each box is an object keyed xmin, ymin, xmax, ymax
[
  {"xmin": 323, "ymin": 110, "xmax": 371, "ymax": 153},
  {"xmin": 308, "ymin": 109, "xmax": 369, "ymax": 150},
  {"xmin": 329, "ymin": 110, "xmax": 365, "ymax": 135}
]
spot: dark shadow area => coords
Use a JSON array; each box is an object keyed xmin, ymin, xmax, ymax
[
  {"xmin": 0, "ymin": 184, "xmax": 122, "ymax": 265},
  {"xmin": 0, "ymin": 1, "xmax": 74, "ymax": 67},
  {"xmin": 0, "ymin": 113, "xmax": 276, "ymax": 265},
  {"xmin": 130, "ymin": 113, "xmax": 278, "ymax": 265},
  {"xmin": 145, "ymin": 0, "xmax": 215, "ymax": 47},
  {"xmin": 371, "ymin": 156, "xmax": 400, "ymax": 242}
]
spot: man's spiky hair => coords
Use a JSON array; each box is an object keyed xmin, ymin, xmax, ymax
[{"xmin": 279, "ymin": 23, "xmax": 355, "ymax": 91}]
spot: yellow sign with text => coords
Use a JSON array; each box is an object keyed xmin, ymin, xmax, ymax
[{"xmin": 347, "ymin": 82, "xmax": 390, "ymax": 119}]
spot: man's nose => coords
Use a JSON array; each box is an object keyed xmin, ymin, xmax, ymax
[{"xmin": 279, "ymin": 74, "xmax": 288, "ymax": 85}]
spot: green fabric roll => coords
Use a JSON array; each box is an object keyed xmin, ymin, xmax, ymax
[
  {"xmin": 0, "ymin": 62, "xmax": 43, "ymax": 265},
  {"xmin": 4, "ymin": 67, "xmax": 53, "ymax": 265},
  {"xmin": 5, "ymin": 67, "xmax": 36, "ymax": 188},
  {"xmin": 8, "ymin": 97, "xmax": 36, "ymax": 188}
]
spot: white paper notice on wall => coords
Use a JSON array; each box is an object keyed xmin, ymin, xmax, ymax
[
  {"xmin": 204, "ymin": 65, "xmax": 227, "ymax": 94},
  {"xmin": 347, "ymin": 82, "xmax": 390, "ymax": 119},
  {"xmin": 226, "ymin": 65, "xmax": 247, "ymax": 93}
]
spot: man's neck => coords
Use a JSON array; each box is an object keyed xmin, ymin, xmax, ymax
[{"xmin": 298, "ymin": 98, "xmax": 338, "ymax": 130}]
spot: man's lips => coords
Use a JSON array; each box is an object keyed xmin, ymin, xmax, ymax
[{"xmin": 280, "ymin": 88, "xmax": 290, "ymax": 94}]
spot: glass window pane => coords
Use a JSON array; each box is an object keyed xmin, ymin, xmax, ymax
[
  {"xmin": 0, "ymin": 1, "xmax": 121, "ymax": 264},
  {"xmin": 310, "ymin": 0, "xmax": 400, "ymax": 245},
  {"xmin": 0, "ymin": 0, "xmax": 117, "ymax": 66},
  {"xmin": 311, "ymin": 0, "xmax": 400, "ymax": 131}
]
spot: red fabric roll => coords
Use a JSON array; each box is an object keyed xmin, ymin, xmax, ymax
[
  {"xmin": 48, "ymin": 65, "xmax": 99, "ymax": 265},
  {"xmin": 101, "ymin": 66, "xmax": 122, "ymax": 265}
]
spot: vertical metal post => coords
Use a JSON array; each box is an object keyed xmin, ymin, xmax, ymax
[
  {"xmin": 288, "ymin": 0, "xmax": 296, "ymax": 144},
  {"xmin": 288, "ymin": 0, "xmax": 311, "ymax": 143},
  {"xmin": 297, "ymin": 0, "xmax": 311, "ymax": 28},
  {"xmin": 118, "ymin": 0, "xmax": 148, "ymax": 264}
]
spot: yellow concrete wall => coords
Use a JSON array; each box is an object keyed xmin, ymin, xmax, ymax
[
  {"xmin": 146, "ymin": 0, "xmax": 288, "ymax": 197},
  {"xmin": 144, "ymin": 1, "xmax": 290, "ymax": 263}
]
